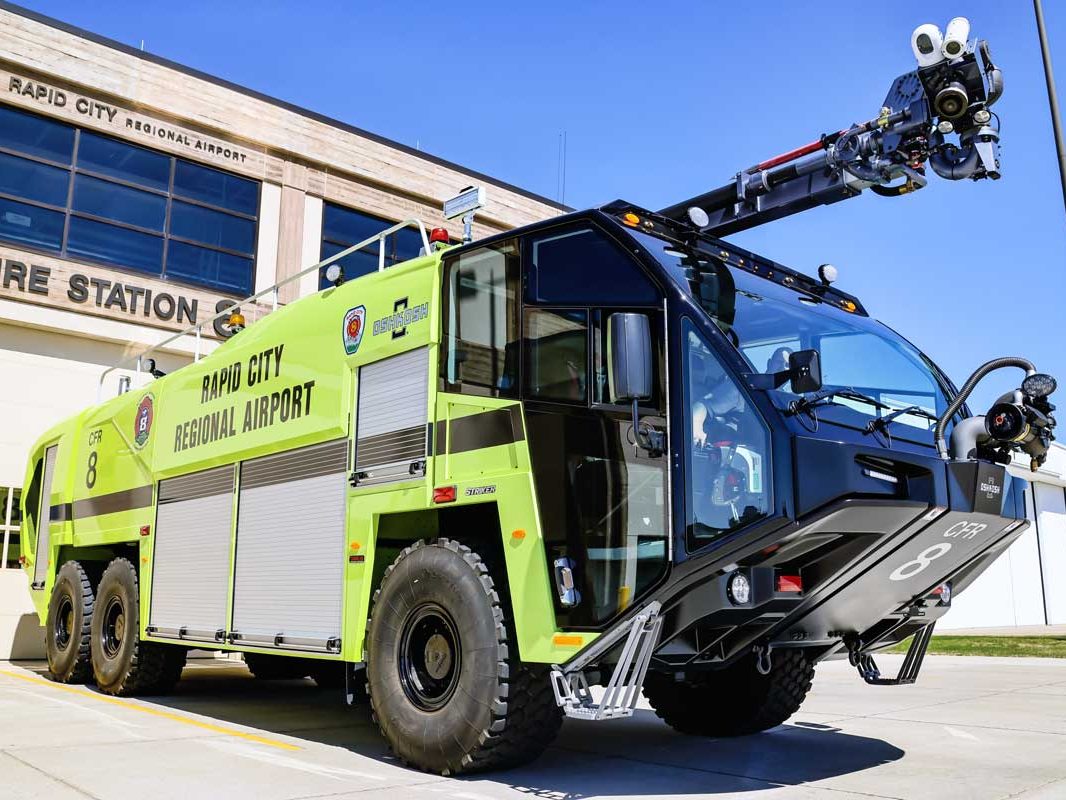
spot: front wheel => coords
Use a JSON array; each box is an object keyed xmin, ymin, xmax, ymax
[
  {"xmin": 644, "ymin": 649, "xmax": 815, "ymax": 737},
  {"xmin": 90, "ymin": 558, "xmax": 187, "ymax": 696},
  {"xmin": 365, "ymin": 539, "xmax": 561, "ymax": 775}
]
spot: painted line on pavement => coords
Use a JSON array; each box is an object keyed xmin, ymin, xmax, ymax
[{"xmin": 0, "ymin": 668, "xmax": 300, "ymax": 751}]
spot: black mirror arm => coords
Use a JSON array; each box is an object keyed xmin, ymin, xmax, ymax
[{"xmin": 630, "ymin": 398, "xmax": 665, "ymax": 458}]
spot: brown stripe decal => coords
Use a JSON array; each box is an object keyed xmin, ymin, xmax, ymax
[
  {"xmin": 50, "ymin": 503, "xmax": 72, "ymax": 522},
  {"xmin": 447, "ymin": 406, "xmax": 524, "ymax": 455},
  {"xmin": 72, "ymin": 486, "xmax": 154, "ymax": 519}
]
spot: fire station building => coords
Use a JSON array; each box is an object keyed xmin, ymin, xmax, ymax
[{"xmin": 0, "ymin": 2, "xmax": 565, "ymax": 654}]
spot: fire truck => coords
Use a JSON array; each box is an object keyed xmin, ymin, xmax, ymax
[{"xmin": 18, "ymin": 17, "xmax": 1057, "ymax": 774}]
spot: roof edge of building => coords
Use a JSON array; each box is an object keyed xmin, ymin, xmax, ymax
[{"xmin": 0, "ymin": 1, "xmax": 572, "ymax": 214}]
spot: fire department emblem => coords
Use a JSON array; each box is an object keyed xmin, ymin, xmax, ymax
[
  {"xmin": 134, "ymin": 393, "xmax": 154, "ymax": 448},
  {"xmin": 343, "ymin": 306, "xmax": 366, "ymax": 355}
]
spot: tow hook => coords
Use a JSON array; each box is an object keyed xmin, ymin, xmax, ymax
[{"xmin": 754, "ymin": 644, "xmax": 773, "ymax": 675}]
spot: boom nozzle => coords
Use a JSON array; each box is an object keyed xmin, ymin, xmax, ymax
[{"xmin": 661, "ymin": 17, "xmax": 1003, "ymax": 236}]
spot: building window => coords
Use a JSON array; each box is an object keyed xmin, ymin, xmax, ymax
[
  {"xmin": 0, "ymin": 487, "xmax": 21, "ymax": 570},
  {"xmin": 319, "ymin": 202, "xmax": 424, "ymax": 288},
  {"xmin": 0, "ymin": 104, "xmax": 259, "ymax": 295}
]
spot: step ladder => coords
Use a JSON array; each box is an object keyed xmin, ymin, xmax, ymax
[{"xmin": 550, "ymin": 601, "xmax": 663, "ymax": 721}]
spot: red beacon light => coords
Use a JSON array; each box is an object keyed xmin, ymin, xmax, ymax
[{"xmin": 429, "ymin": 228, "xmax": 450, "ymax": 247}]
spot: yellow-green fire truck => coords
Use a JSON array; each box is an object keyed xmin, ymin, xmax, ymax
[{"xmin": 17, "ymin": 19, "xmax": 1058, "ymax": 775}]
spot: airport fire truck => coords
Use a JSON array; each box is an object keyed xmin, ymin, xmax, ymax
[{"xmin": 19, "ymin": 17, "xmax": 1057, "ymax": 774}]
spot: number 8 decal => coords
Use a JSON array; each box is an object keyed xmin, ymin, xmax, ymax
[{"xmin": 889, "ymin": 542, "xmax": 952, "ymax": 581}]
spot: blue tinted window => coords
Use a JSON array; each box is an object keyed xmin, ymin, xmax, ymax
[
  {"xmin": 0, "ymin": 152, "xmax": 70, "ymax": 206},
  {"xmin": 0, "ymin": 105, "xmax": 74, "ymax": 164},
  {"xmin": 0, "ymin": 197, "xmax": 63, "ymax": 251},
  {"xmin": 173, "ymin": 161, "xmax": 257, "ymax": 215},
  {"xmin": 170, "ymin": 201, "xmax": 255, "ymax": 253},
  {"xmin": 318, "ymin": 240, "xmax": 379, "ymax": 288},
  {"xmin": 77, "ymin": 132, "xmax": 170, "ymax": 190},
  {"xmin": 320, "ymin": 203, "xmax": 422, "ymax": 289},
  {"xmin": 167, "ymin": 241, "xmax": 252, "ymax": 294},
  {"xmin": 67, "ymin": 217, "xmax": 164, "ymax": 273},
  {"xmin": 529, "ymin": 227, "xmax": 658, "ymax": 305},
  {"xmin": 72, "ymin": 175, "xmax": 166, "ymax": 231}
]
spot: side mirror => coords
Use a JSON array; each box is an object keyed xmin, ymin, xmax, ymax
[
  {"xmin": 608, "ymin": 312, "xmax": 652, "ymax": 402},
  {"xmin": 747, "ymin": 348, "xmax": 822, "ymax": 393},
  {"xmin": 788, "ymin": 349, "xmax": 822, "ymax": 393}
]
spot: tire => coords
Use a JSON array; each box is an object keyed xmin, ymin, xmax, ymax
[
  {"xmin": 644, "ymin": 649, "xmax": 815, "ymax": 737},
  {"xmin": 243, "ymin": 652, "xmax": 312, "ymax": 681},
  {"xmin": 365, "ymin": 538, "xmax": 562, "ymax": 775},
  {"xmin": 90, "ymin": 557, "xmax": 187, "ymax": 696},
  {"xmin": 45, "ymin": 561, "xmax": 94, "ymax": 683}
]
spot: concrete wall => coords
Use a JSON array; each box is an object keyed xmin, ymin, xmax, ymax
[{"xmin": 0, "ymin": 570, "xmax": 43, "ymax": 660}]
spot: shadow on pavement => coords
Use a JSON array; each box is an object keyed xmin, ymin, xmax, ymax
[{"xmin": 12, "ymin": 660, "xmax": 904, "ymax": 797}]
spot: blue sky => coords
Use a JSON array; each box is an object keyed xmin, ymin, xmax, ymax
[{"xmin": 18, "ymin": 0, "xmax": 1066, "ymax": 412}]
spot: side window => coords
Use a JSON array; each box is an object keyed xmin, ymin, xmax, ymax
[
  {"xmin": 440, "ymin": 240, "xmax": 520, "ymax": 397},
  {"xmin": 527, "ymin": 226, "xmax": 658, "ymax": 305},
  {"xmin": 524, "ymin": 309, "xmax": 589, "ymax": 404},
  {"xmin": 683, "ymin": 320, "xmax": 772, "ymax": 551}
]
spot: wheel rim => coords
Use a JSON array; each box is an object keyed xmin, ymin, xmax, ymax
[
  {"xmin": 398, "ymin": 603, "xmax": 462, "ymax": 711},
  {"xmin": 54, "ymin": 595, "xmax": 73, "ymax": 651},
  {"xmin": 100, "ymin": 595, "xmax": 126, "ymax": 660}
]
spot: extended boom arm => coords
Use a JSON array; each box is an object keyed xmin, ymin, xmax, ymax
[{"xmin": 661, "ymin": 19, "xmax": 1003, "ymax": 237}]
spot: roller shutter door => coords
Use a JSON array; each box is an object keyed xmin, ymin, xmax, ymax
[
  {"xmin": 231, "ymin": 439, "xmax": 348, "ymax": 652},
  {"xmin": 354, "ymin": 346, "xmax": 429, "ymax": 486},
  {"xmin": 148, "ymin": 466, "xmax": 234, "ymax": 643}
]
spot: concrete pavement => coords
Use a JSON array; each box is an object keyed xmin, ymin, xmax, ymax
[{"xmin": 0, "ymin": 654, "xmax": 1064, "ymax": 800}]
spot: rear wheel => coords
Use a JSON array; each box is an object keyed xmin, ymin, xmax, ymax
[
  {"xmin": 90, "ymin": 558, "xmax": 187, "ymax": 696},
  {"xmin": 644, "ymin": 649, "xmax": 815, "ymax": 736},
  {"xmin": 365, "ymin": 539, "xmax": 562, "ymax": 775},
  {"xmin": 45, "ymin": 561, "xmax": 94, "ymax": 684}
]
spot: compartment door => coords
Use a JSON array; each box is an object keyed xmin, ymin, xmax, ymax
[
  {"xmin": 148, "ymin": 466, "xmax": 235, "ymax": 643},
  {"xmin": 231, "ymin": 439, "xmax": 348, "ymax": 653},
  {"xmin": 353, "ymin": 346, "xmax": 429, "ymax": 486},
  {"xmin": 31, "ymin": 445, "xmax": 58, "ymax": 588}
]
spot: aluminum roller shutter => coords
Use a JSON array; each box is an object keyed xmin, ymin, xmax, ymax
[
  {"xmin": 231, "ymin": 439, "xmax": 348, "ymax": 652},
  {"xmin": 148, "ymin": 466, "xmax": 234, "ymax": 642},
  {"xmin": 355, "ymin": 346, "xmax": 429, "ymax": 486}
]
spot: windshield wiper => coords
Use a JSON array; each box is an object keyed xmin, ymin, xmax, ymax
[
  {"xmin": 787, "ymin": 388, "xmax": 890, "ymax": 418},
  {"xmin": 864, "ymin": 405, "xmax": 938, "ymax": 436}
]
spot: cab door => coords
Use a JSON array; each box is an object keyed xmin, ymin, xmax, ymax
[{"xmin": 519, "ymin": 223, "xmax": 669, "ymax": 629}]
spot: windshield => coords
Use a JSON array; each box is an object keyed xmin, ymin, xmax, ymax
[{"xmin": 634, "ymin": 230, "xmax": 950, "ymax": 442}]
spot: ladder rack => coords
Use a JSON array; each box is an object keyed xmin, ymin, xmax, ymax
[{"xmin": 97, "ymin": 218, "xmax": 431, "ymax": 400}]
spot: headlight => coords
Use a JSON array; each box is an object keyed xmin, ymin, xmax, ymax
[{"xmin": 727, "ymin": 571, "xmax": 751, "ymax": 605}]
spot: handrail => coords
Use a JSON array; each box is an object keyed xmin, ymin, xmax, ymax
[{"xmin": 97, "ymin": 218, "xmax": 431, "ymax": 400}]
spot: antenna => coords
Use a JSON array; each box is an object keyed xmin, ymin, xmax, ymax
[{"xmin": 556, "ymin": 131, "xmax": 568, "ymax": 204}]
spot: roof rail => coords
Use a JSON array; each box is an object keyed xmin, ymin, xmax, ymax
[{"xmin": 97, "ymin": 218, "xmax": 431, "ymax": 400}]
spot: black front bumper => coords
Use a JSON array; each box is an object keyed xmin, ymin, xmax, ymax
[{"xmin": 649, "ymin": 453, "xmax": 1027, "ymax": 670}]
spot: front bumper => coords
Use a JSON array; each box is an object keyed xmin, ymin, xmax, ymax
[{"xmin": 648, "ymin": 455, "xmax": 1027, "ymax": 670}]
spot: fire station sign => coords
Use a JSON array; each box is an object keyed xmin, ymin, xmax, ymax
[{"xmin": 0, "ymin": 246, "xmax": 243, "ymax": 337}]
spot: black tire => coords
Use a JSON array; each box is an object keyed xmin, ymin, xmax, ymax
[
  {"xmin": 90, "ymin": 557, "xmax": 187, "ymax": 696},
  {"xmin": 45, "ymin": 561, "xmax": 94, "ymax": 684},
  {"xmin": 365, "ymin": 538, "xmax": 562, "ymax": 775},
  {"xmin": 644, "ymin": 649, "xmax": 815, "ymax": 737},
  {"xmin": 243, "ymin": 652, "xmax": 312, "ymax": 681}
]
